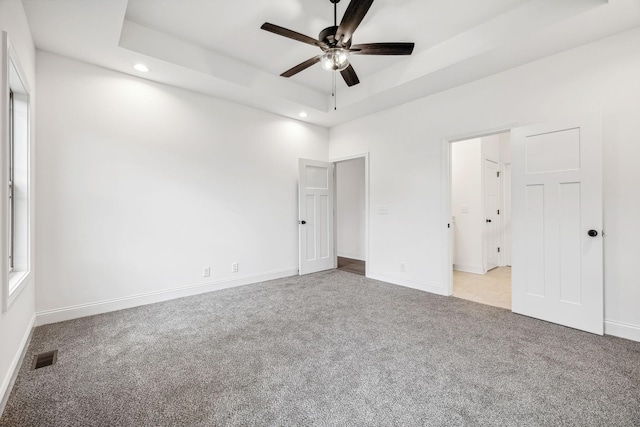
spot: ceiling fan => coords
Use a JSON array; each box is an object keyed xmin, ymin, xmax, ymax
[{"xmin": 261, "ymin": 0, "xmax": 415, "ymax": 87}]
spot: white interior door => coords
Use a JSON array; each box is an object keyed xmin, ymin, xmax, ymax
[
  {"xmin": 484, "ymin": 159, "xmax": 501, "ymax": 272},
  {"xmin": 299, "ymin": 159, "xmax": 335, "ymax": 275},
  {"xmin": 511, "ymin": 114, "xmax": 603, "ymax": 334},
  {"xmin": 503, "ymin": 163, "xmax": 512, "ymax": 267}
]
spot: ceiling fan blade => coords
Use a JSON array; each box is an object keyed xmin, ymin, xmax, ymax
[
  {"xmin": 350, "ymin": 42, "xmax": 415, "ymax": 55},
  {"xmin": 340, "ymin": 64, "xmax": 360, "ymax": 87},
  {"xmin": 281, "ymin": 55, "xmax": 322, "ymax": 78},
  {"xmin": 336, "ymin": 0, "xmax": 374, "ymax": 46},
  {"xmin": 261, "ymin": 23, "xmax": 327, "ymax": 49}
]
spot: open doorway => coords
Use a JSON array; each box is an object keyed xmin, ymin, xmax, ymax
[
  {"xmin": 450, "ymin": 132, "xmax": 511, "ymax": 309},
  {"xmin": 335, "ymin": 156, "xmax": 367, "ymax": 276}
]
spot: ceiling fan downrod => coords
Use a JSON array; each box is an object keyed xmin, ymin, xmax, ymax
[{"xmin": 331, "ymin": 0, "xmax": 340, "ymax": 27}]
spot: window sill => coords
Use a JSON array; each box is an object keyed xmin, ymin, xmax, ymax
[{"xmin": 4, "ymin": 270, "xmax": 31, "ymax": 312}]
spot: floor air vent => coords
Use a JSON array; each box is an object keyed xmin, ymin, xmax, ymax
[{"xmin": 31, "ymin": 350, "xmax": 58, "ymax": 370}]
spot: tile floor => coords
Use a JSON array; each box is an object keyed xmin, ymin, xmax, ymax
[{"xmin": 453, "ymin": 267, "xmax": 512, "ymax": 310}]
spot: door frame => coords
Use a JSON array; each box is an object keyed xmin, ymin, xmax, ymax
[
  {"xmin": 442, "ymin": 124, "xmax": 518, "ymax": 297},
  {"xmin": 330, "ymin": 153, "xmax": 370, "ymax": 277}
]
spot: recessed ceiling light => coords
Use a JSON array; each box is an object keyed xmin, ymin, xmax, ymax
[
  {"xmin": 299, "ymin": 112, "xmax": 308, "ymax": 118},
  {"xmin": 134, "ymin": 63, "xmax": 150, "ymax": 73}
]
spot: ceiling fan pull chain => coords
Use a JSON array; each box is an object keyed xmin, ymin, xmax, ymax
[
  {"xmin": 333, "ymin": 72, "xmax": 338, "ymax": 110},
  {"xmin": 332, "ymin": 71, "xmax": 335, "ymax": 97}
]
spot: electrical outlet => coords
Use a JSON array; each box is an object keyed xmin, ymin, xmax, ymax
[
  {"xmin": 400, "ymin": 262, "xmax": 406, "ymax": 272},
  {"xmin": 203, "ymin": 266, "xmax": 210, "ymax": 278},
  {"xmin": 232, "ymin": 263, "xmax": 239, "ymax": 273}
]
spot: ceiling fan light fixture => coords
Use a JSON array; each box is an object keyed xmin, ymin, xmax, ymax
[{"xmin": 321, "ymin": 48, "xmax": 351, "ymax": 72}]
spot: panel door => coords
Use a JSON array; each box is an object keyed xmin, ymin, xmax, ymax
[
  {"xmin": 299, "ymin": 159, "xmax": 335, "ymax": 275},
  {"xmin": 511, "ymin": 114, "xmax": 603, "ymax": 334},
  {"xmin": 484, "ymin": 159, "xmax": 501, "ymax": 272}
]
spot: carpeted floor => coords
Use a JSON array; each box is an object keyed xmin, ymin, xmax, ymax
[{"xmin": 1, "ymin": 270, "xmax": 639, "ymax": 426}]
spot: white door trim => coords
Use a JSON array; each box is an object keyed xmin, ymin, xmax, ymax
[{"xmin": 330, "ymin": 152, "xmax": 370, "ymax": 277}]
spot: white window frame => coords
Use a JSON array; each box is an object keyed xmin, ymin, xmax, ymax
[{"xmin": 2, "ymin": 32, "xmax": 31, "ymax": 312}]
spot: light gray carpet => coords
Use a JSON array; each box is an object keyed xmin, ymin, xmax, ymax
[{"xmin": 1, "ymin": 270, "xmax": 639, "ymax": 426}]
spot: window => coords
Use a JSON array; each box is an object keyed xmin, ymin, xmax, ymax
[
  {"xmin": 8, "ymin": 88, "xmax": 14, "ymax": 272},
  {"xmin": 3, "ymin": 33, "xmax": 31, "ymax": 311}
]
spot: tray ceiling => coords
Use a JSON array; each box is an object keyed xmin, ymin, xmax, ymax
[{"xmin": 22, "ymin": 0, "xmax": 640, "ymax": 127}]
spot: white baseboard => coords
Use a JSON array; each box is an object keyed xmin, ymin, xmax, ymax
[
  {"xmin": 604, "ymin": 319, "xmax": 640, "ymax": 342},
  {"xmin": 337, "ymin": 252, "xmax": 365, "ymax": 261},
  {"xmin": 453, "ymin": 264, "xmax": 485, "ymax": 274},
  {"xmin": 36, "ymin": 268, "xmax": 298, "ymax": 326},
  {"xmin": 0, "ymin": 314, "xmax": 35, "ymax": 417},
  {"xmin": 368, "ymin": 270, "xmax": 447, "ymax": 296}
]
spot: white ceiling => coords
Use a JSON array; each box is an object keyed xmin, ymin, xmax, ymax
[{"xmin": 21, "ymin": 0, "xmax": 640, "ymax": 127}]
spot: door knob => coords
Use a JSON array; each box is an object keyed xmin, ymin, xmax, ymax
[
  {"xmin": 486, "ymin": 219, "xmax": 492, "ymax": 223},
  {"xmin": 299, "ymin": 220, "xmax": 306, "ymax": 225},
  {"xmin": 588, "ymin": 229, "xmax": 598, "ymax": 237}
]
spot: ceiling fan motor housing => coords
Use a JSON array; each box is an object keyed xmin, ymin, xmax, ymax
[{"xmin": 319, "ymin": 26, "xmax": 351, "ymax": 48}]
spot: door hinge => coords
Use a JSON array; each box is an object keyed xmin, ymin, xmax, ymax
[
  {"xmin": 497, "ymin": 209, "xmax": 500, "ymax": 215},
  {"xmin": 447, "ymin": 223, "xmax": 450, "ymax": 228},
  {"xmin": 497, "ymin": 247, "xmax": 500, "ymax": 253},
  {"xmin": 497, "ymin": 171, "xmax": 500, "ymax": 177}
]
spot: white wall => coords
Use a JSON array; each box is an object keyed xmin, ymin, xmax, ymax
[
  {"xmin": 500, "ymin": 132, "xmax": 512, "ymax": 164},
  {"xmin": 482, "ymin": 134, "xmax": 501, "ymax": 163},
  {"xmin": 0, "ymin": 0, "xmax": 36, "ymax": 411},
  {"xmin": 336, "ymin": 158, "xmax": 366, "ymax": 261},
  {"xmin": 329, "ymin": 28, "xmax": 640, "ymax": 341},
  {"xmin": 35, "ymin": 52, "xmax": 328, "ymax": 323},
  {"xmin": 451, "ymin": 139, "xmax": 483, "ymax": 273}
]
